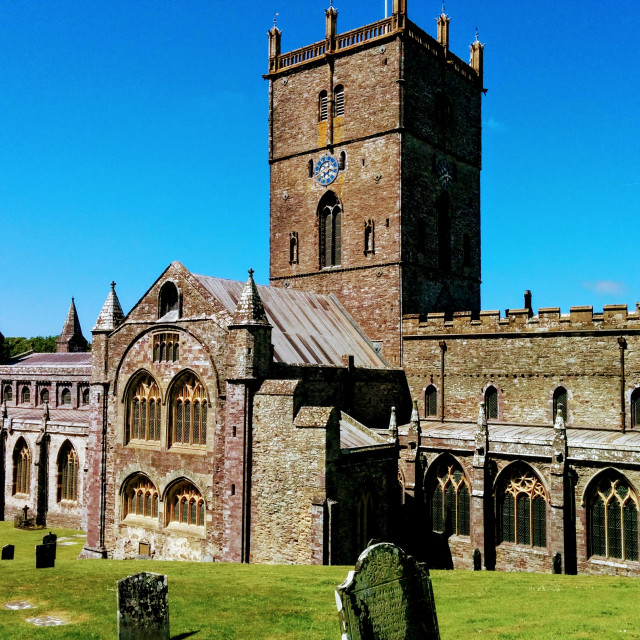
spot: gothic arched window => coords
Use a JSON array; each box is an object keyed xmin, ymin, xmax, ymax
[
  {"xmin": 158, "ymin": 281, "xmax": 180, "ymax": 319},
  {"xmin": 632, "ymin": 388, "xmax": 640, "ymax": 428},
  {"xmin": 167, "ymin": 480, "xmax": 205, "ymax": 528},
  {"xmin": 485, "ymin": 386, "xmax": 498, "ymax": 420},
  {"xmin": 589, "ymin": 473, "xmax": 638, "ymax": 561},
  {"xmin": 553, "ymin": 387, "xmax": 568, "ymax": 422},
  {"xmin": 436, "ymin": 192, "xmax": 451, "ymax": 273},
  {"xmin": 430, "ymin": 459, "xmax": 470, "ymax": 536},
  {"xmin": 170, "ymin": 376, "xmax": 208, "ymax": 447},
  {"xmin": 425, "ymin": 385, "xmax": 438, "ymax": 417},
  {"xmin": 21, "ymin": 386, "xmax": 30, "ymax": 405},
  {"xmin": 318, "ymin": 90, "xmax": 328, "ymax": 122},
  {"xmin": 122, "ymin": 474, "xmax": 159, "ymax": 520},
  {"xmin": 498, "ymin": 466, "xmax": 547, "ymax": 548},
  {"xmin": 12, "ymin": 439, "xmax": 30, "ymax": 496},
  {"xmin": 318, "ymin": 192, "xmax": 342, "ymax": 268},
  {"xmin": 57, "ymin": 442, "xmax": 78, "ymax": 502},
  {"xmin": 127, "ymin": 375, "xmax": 162, "ymax": 443},
  {"xmin": 334, "ymin": 84, "xmax": 345, "ymax": 117}
]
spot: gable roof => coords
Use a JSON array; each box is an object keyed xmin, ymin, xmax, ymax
[{"xmin": 193, "ymin": 274, "xmax": 386, "ymax": 369}]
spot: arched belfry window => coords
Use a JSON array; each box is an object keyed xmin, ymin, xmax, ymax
[
  {"xmin": 57, "ymin": 441, "xmax": 78, "ymax": 502},
  {"xmin": 425, "ymin": 385, "xmax": 438, "ymax": 417},
  {"xmin": 170, "ymin": 375, "xmax": 208, "ymax": 447},
  {"xmin": 318, "ymin": 90, "xmax": 328, "ymax": 122},
  {"xmin": 21, "ymin": 386, "xmax": 30, "ymax": 405},
  {"xmin": 430, "ymin": 459, "xmax": 470, "ymax": 537},
  {"xmin": 436, "ymin": 192, "xmax": 451, "ymax": 273},
  {"xmin": 485, "ymin": 386, "xmax": 498, "ymax": 420},
  {"xmin": 127, "ymin": 374, "xmax": 162, "ymax": 443},
  {"xmin": 553, "ymin": 387, "xmax": 568, "ymax": 422},
  {"xmin": 334, "ymin": 84, "xmax": 345, "ymax": 117},
  {"xmin": 158, "ymin": 281, "xmax": 180, "ymax": 319},
  {"xmin": 632, "ymin": 388, "xmax": 640, "ymax": 428},
  {"xmin": 318, "ymin": 191, "xmax": 342, "ymax": 268},
  {"xmin": 12, "ymin": 438, "xmax": 30, "ymax": 496},
  {"xmin": 589, "ymin": 473, "xmax": 638, "ymax": 561},
  {"xmin": 498, "ymin": 465, "xmax": 547, "ymax": 548}
]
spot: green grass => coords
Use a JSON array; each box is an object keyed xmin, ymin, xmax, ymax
[{"xmin": 1, "ymin": 522, "xmax": 640, "ymax": 639}]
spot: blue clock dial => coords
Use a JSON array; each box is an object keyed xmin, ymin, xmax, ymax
[{"xmin": 314, "ymin": 154, "xmax": 339, "ymax": 186}]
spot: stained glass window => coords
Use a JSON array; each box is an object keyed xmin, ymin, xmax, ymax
[
  {"xmin": 171, "ymin": 378, "xmax": 208, "ymax": 446},
  {"xmin": 57, "ymin": 443, "xmax": 78, "ymax": 502},
  {"xmin": 500, "ymin": 468, "xmax": 547, "ymax": 548},
  {"xmin": 123, "ymin": 476, "xmax": 159, "ymax": 520},
  {"xmin": 127, "ymin": 376, "xmax": 161, "ymax": 443},
  {"xmin": 430, "ymin": 461, "xmax": 471, "ymax": 537}
]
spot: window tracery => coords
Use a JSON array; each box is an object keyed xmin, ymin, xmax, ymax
[
  {"xmin": 499, "ymin": 469, "xmax": 547, "ymax": 547},
  {"xmin": 430, "ymin": 462, "xmax": 470, "ymax": 536},
  {"xmin": 590, "ymin": 475, "xmax": 638, "ymax": 561},
  {"xmin": 167, "ymin": 481, "xmax": 205, "ymax": 527},
  {"xmin": 123, "ymin": 476, "xmax": 159, "ymax": 520},
  {"xmin": 152, "ymin": 333, "xmax": 180, "ymax": 363},
  {"xmin": 127, "ymin": 375, "xmax": 162, "ymax": 443},
  {"xmin": 57, "ymin": 442, "xmax": 78, "ymax": 502},
  {"xmin": 170, "ymin": 377, "xmax": 207, "ymax": 447},
  {"xmin": 13, "ymin": 439, "xmax": 30, "ymax": 496}
]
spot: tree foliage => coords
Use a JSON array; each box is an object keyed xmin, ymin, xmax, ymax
[{"xmin": 2, "ymin": 336, "xmax": 58, "ymax": 360}]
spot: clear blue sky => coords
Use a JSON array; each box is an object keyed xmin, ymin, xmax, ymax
[{"xmin": 1, "ymin": 1, "xmax": 639, "ymax": 337}]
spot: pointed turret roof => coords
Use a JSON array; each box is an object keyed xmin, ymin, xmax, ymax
[
  {"xmin": 93, "ymin": 281, "xmax": 125, "ymax": 332},
  {"xmin": 231, "ymin": 269, "xmax": 270, "ymax": 326},
  {"xmin": 56, "ymin": 298, "xmax": 88, "ymax": 353}
]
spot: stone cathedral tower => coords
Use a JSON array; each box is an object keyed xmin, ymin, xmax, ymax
[{"xmin": 266, "ymin": 0, "xmax": 484, "ymax": 366}]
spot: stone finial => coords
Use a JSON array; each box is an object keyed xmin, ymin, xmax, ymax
[
  {"xmin": 474, "ymin": 401, "xmax": 489, "ymax": 466},
  {"xmin": 410, "ymin": 399, "xmax": 420, "ymax": 427},
  {"xmin": 56, "ymin": 297, "xmax": 88, "ymax": 353},
  {"xmin": 1, "ymin": 400, "xmax": 6, "ymax": 419},
  {"xmin": 388, "ymin": 406, "xmax": 398, "ymax": 439},
  {"xmin": 231, "ymin": 270, "xmax": 270, "ymax": 326},
  {"xmin": 43, "ymin": 401, "xmax": 49, "ymax": 421},
  {"xmin": 437, "ymin": 7, "xmax": 450, "ymax": 50},
  {"xmin": 554, "ymin": 405, "xmax": 566, "ymax": 431},
  {"xmin": 470, "ymin": 31, "xmax": 485, "ymax": 81},
  {"xmin": 552, "ymin": 405, "xmax": 568, "ymax": 468},
  {"xmin": 93, "ymin": 281, "xmax": 125, "ymax": 332}
]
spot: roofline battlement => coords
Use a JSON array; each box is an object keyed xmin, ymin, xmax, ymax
[
  {"xmin": 266, "ymin": 3, "xmax": 482, "ymax": 87},
  {"xmin": 403, "ymin": 303, "xmax": 640, "ymax": 337}
]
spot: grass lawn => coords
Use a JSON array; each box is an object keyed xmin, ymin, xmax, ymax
[{"xmin": 1, "ymin": 523, "xmax": 640, "ymax": 639}]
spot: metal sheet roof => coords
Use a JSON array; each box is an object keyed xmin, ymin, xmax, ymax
[
  {"xmin": 340, "ymin": 412, "xmax": 391, "ymax": 450},
  {"xmin": 5, "ymin": 353, "xmax": 91, "ymax": 367},
  {"xmin": 6, "ymin": 407, "xmax": 90, "ymax": 426},
  {"xmin": 194, "ymin": 274, "xmax": 386, "ymax": 369}
]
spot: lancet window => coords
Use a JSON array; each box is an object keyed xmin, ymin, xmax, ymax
[
  {"xmin": 590, "ymin": 474, "xmax": 638, "ymax": 561},
  {"xmin": 425, "ymin": 385, "xmax": 438, "ymax": 417},
  {"xmin": 499, "ymin": 468, "xmax": 547, "ymax": 548},
  {"xmin": 13, "ymin": 439, "xmax": 30, "ymax": 496},
  {"xmin": 318, "ymin": 192, "xmax": 342, "ymax": 268},
  {"xmin": 127, "ymin": 375, "xmax": 162, "ymax": 443},
  {"xmin": 485, "ymin": 386, "xmax": 498, "ymax": 420},
  {"xmin": 153, "ymin": 332, "xmax": 180, "ymax": 363},
  {"xmin": 170, "ymin": 376, "xmax": 208, "ymax": 447},
  {"xmin": 430, "ymin": 461, "xmax": 470, "ymax": 536},
  {"xmin": 57, "ymin": 442, "xmax": 78, "ymax": 502},
  {"xmin": 553, "ymin": 387, "xmax": 568, "ymax": 422},
  {"xmin": 356, "ymin": 491, "xmax": 375, "ymax": 552}
]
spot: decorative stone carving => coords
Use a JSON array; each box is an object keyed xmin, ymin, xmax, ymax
[{"xmin": 336, "ymin": 542, "xmax": 440, "ymax": 640}]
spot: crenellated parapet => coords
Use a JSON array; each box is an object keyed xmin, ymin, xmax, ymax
[{"xmin": 404, "ymin": 303, "xmax": 640, "ymax": 337}]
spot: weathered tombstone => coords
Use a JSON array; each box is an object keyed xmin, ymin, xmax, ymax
[
  {"xmin": 1, "ymin": 545, "xmax": 15, "ymax": 560},
  {"xmin": 473, "ymin": 548, "xmax": 482, "ymax": 571},
  {"xmin": 336, "ymin": 542, "xmax": 440, "ymax": 640},
  {"xmin": 35, "ymin": 544, "xmax": 55, "ymax": 569},
  {"xmin": 117, "ymin": 572, "xmax": 169, "ymax": 640},
  {"xmin": 42, "ymin": 532, "xmax": 57, "ymax": 560}
]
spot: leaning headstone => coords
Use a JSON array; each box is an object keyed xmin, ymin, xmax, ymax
[
  {"xmin": 336, "ymin": 542, "xmax": 440, "ymax": 640},
  {"xmin": 2, "ymin": 545, "xmax": 15, "ymax": 560},
  {"xmin": 35, "ymin": 544, "xmax": 55, "ymax": 569},
  {"xmin": 117, "ymin": 572, "xmax": 169, "ymax": 640}
]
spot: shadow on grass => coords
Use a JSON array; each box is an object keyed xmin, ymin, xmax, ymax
[{"xmin": 171, "ymin": 632, "xmax": 200, "ymax": 639}]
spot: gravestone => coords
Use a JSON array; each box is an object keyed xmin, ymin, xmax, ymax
[
  {"xmin": 35, "ymin": 544, "xmax": 55, "ymax": 569},
  {"xmin": 336, "ymin": 542, "xmax": 440, "ymax": 640},
  {"xmin": 117, "ymin": 572, "xmax": 169, "ymax": 640},
  {"xmin": 1, "ymin": 545, "xmax": 14, "ymax": 560},
  {"xmin": 42, "ymin": 532, "xmax": 57, "ymax": 560},
  {"xmin": 473, "ymin": 548, "xmax": 482, "ymax": 571},
  {"xmin": 553, "ymin": 553, "xmax": 562, "ymax": 575}
]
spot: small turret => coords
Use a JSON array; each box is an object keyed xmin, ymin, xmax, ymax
[
  {"xmin": 470, "ymin": 28, "xmax": 484, "ymax": 83},
  {"xmin": 93, "ymin": 282, "xmax": 124, "ymax": 333},
  {"xmin": 226, "ymin": 270, "xmax": 273, "ymax": 381},
  {"xmin": 325, "ymin": 4, "xmax": 338, "ymax": 52},
  {"xmin": 56, "ymin": 298, "xmax": 88, "ymax": 353},
  {"xmin": 268, "ymin": 16, "xmax": 281, "ymax": 74}
]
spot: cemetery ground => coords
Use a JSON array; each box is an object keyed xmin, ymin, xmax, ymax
[{"xmin": 1, "ymin": 524, "xmax": 640, "ymax": 640}]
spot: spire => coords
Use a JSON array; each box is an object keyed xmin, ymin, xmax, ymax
[
  {"xmin": 232, "ymin": 270, "xmax": 270, "ymax": 326},
  {"xmin": 93, "ymin": 281, "xmax": 125, "ymax": 332},
  {"xmin": 56, "ymin": 298, "xmax": 88, "ymax": 353}
]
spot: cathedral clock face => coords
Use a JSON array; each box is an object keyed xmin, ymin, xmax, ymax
[
  {"xmin": 315, "ymin": 154, "xmax": 339, "ymax": 186},
  {"xmin": 437, "ymin": 158, "xmax": 454, "ymax": 189}
]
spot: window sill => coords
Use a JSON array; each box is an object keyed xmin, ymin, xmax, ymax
[
  {"xmin": 164, "ymin": 522, "xmax": 205, "ymax": 539},
  {"xmin": 168, "ymin": 445, "xmax": 207, "ymax": 455},
  {"xmin": 125, "ymin": 440, "xmax": 161, "ymax": 450},
  {"xmin": 589, "ymin": 556, "xmax": 639, "ymax": 568},
  {"xmin": 498, "ymin": 542, "xmax": 548, "ymax": 554},
  {"xmin": 120, "ymin": 516, "xmax": 161, "ymax": 530}
]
